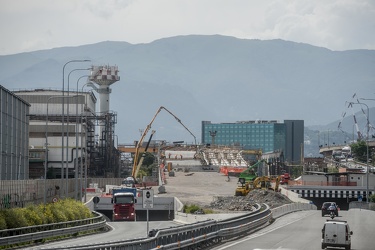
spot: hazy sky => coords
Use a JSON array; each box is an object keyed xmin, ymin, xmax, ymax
[{"xmin": 1, "ymin": 0, "xmax": 375, "ymax": 55}]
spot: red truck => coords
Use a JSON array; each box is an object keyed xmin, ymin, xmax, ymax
[
  {"xmin": 111, "ymin": 187, "xmax": 137, "ymax": 221},
  {"xmin": 280, "ymin": 173, "xmax": 290, "ymax": 185}
]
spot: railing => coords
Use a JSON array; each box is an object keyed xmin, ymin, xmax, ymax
[
  {"xmin": 348, "ymin": 201, "xmax": 375, "ymax": 211},
  {"xmin": 288, "ymin": 180, "xmax": 357, "ymax": 186},
  {"xmin": 0, "ymin": 211, "xmax": 107, "ymax": 248},
  {"xmin": 33, "ymin": 202, "xmax": 316, "ymax": 250}
]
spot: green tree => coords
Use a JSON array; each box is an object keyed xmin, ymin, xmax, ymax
[
  {"xmin": 136, "ymin": 152, "xmax": 156, "ymax": 178},
  {"xmin": 370, "ymin": 194, "xmax": 375, "ymax": 203},
  {"xmin": 142, "ymin": 152, "xmax": 155, "ymax": 166},
  {"xmin": 350, "ymin": 140, "xmax": 368, "ymax": 163}
]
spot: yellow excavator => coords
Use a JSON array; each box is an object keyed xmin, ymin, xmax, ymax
[
  {"xmin": 253, "ymin": 175, "xmax": 282, "ymax": 191},
  {"xmin": 235, "ymin": 178, "xmax": 255, "ymax": 196},
  {"xmin": 235, "ymin": 175, "xmax": 281, "ymax": 196}
]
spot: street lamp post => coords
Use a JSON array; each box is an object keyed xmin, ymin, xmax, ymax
[
  {"xmin": 209, "ymin": 131, "xmax": 217, "ymax": 146},
  {"xmin": 113, "ymin": 134, "xmax": 119, "ymax": 177},
  {"xmin": 18, "ymin": 153, "xmax": 22, "ymax": 180},
  {"xmin": 84, "ymin": 118, "xmax": 89, "ymax": 203},
  {"xmin": 62, "ymin": 60, "xmax": 90, "ymax": 197},
  {"xmin": 349, "ymin": 101, "xmax": 370, "ymax": 202},
  {"xmin": 80, "ymin": 83, "xmax": 93, "ymax": 203},
  {"xmin": 45, "ymin": 95, "xmax": 76, "ymax": 206},
  {"xmin": 74, "ymin": 75, "xmax": 89, "ymax": 200},
  {"xmin": 359, "ymin": 98, "xmax": 374, "ymax": 202},
  {"xmin": 66, "ymin": 68, "xmax": 90, "ymax": 198}
]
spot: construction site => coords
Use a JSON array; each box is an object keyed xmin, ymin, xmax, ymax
[{"xmin": 10, "ymin": 63, "xmax": 309, "ymax": 188}]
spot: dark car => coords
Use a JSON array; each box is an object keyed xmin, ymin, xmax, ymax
[{"xmin": 321, "ymin": 202, "xmax": 339, "ymax": 217}]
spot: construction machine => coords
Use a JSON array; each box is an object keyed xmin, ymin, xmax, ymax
[
  {"xmin": 235, "ymin": 178, "xmax": 255, "ymax": 196},
  {"xmin": 132, "ymin": 130, "xmax": 156, "ymax": 182},
  {"xmin": 272, "ymin": 175, "xmax": 282, "ymax": 192},
  {"xmin": 237, "ymin": 160, "xmax": 265, "ymax": 184},
  {"xmin": 235, "ymin": 175, "xmax": 281, "ymax": 196},
  {"xmin": 252, "ymin": 176, "xmax": 271, "ymax": 190},
  {"xmin": 253, "ymin": 175, "xmax": 281, "ymax": 192},
  {"xmin": 280, "ymin": 172, "xmax": 291, "ymax": 185},
  {"xmin": 131, "ymin": 106, "xmax": 196, "ymax": 182}
]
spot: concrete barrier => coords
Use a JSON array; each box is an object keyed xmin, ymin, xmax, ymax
[
  {"xmin": 174, "ymin": 211, "xmax": 248, "ymax": 224},
  {"xmin": 279, "ymin": 186, "xmax": 311, "ymax": 203},
  {"xmin": 271, "ymin": 202, "xmax": 317, "ymax": 219}
]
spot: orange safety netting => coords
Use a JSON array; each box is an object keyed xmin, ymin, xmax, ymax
[{"xmin": 220, "ymin": 166, "xmax": 247, "ymax": 176}]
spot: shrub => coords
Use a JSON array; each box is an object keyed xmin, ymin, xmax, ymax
[
  {"xmin": 68, "ymin": 199, "xmax": 92, "ymax": 219},
  {"xmin": 40, "ymin": 204, "xmax": 55, "ymax": 224},
  {"xmin": 3, "ymin": 208, "xmax": 28, "ymax": 229},
  {"xmin": 1, "ymin": 198, "xmax": 94, "ymax": 229},
  {"xmin": 48, "ymin": 202, "xmax": 68, "ymax": 223},
  {"xmin": 183, "ymin": 204, "xmax": 201, "ymax": 214},
  {"xmin": 23, "ymin": 206, "xmax": 43, "ymax": 225},
  {"xmin": 0, "ymin": 211, "xmax": 7, "ymax": 230}
]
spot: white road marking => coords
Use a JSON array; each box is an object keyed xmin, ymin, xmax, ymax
[{"xmin": 215, "ymin": 211, "xmax": 315, "ymax": 250}]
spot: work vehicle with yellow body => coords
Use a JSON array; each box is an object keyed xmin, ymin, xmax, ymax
[{"xmin": 235, "ymin": 175, "xmax": 281, "ymax": 196}]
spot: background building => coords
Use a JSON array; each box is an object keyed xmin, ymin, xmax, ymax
[
  {"xmin": 201, "ymin": 119, "xmax": 304, "ymax": 165},
  {"xmin": 14, "ymin": 89, "xmax": 97, "ymax": 179},
  {"xmin": 0, "ymin": 85, "xmax": 30, "ymax": 180},
  {"xmin": 284, "ymin": 120, "xmax": 304, "ymax": 165}
]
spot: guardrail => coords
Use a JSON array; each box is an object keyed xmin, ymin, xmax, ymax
[
  {"xmin": 348, "ymin": 201, "xmax": 375, "ymax": 210},
  {"xmin": 39, "ymin": 204, "xmax": 268, "ymax": 250},
  {"xmin": 38, "ymin": 202, "xmax": 316, "ymax": 250},
  {"xmin": 0, "ymin": 200, "xmax": 316, "ymax": 250},
  {"xmin": 0, "ymin": 211, "xmax": 106, "ymax": 248}
]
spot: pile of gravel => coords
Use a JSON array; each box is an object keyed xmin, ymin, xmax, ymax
[{"xmin": 208, "ymin": 189, "xmax": 293, "ymax": 212}]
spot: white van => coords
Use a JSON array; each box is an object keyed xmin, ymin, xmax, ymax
[{"xmin": 321, "ymin": 220, "xmax": 353, "ymax": 250}]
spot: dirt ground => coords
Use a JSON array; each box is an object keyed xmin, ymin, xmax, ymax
[
  {"xmin": 156, "ymin": 171, "xmax": 237, "ymax": 207},
  {"xmin": 156, "ymin": 171, "xmax": 292, "ymax": 212}
]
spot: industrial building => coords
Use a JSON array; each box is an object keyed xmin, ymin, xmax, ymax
[
  {"xmin": 13, "ymin": 89, "xmax": 97, "ymax": 179},
  {"xmin": 201, "ymin": 120, "xmax": 304, "ymax": 165},
  {"xmin": 0, "ymin": 65, "xmax": 121, "ymax": 203},
  {"xmin": 0, "ymin": 85, "xmax": 30, "ymax": 180}
]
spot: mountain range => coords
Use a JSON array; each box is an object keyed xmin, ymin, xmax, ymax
[{"xmin": 1, "ymin": 35, "xmax": 374, "ymax": 157}]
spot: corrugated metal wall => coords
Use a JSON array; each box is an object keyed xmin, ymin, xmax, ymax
[{"xmin": 0, "ymin": 86, "xmax": 30, "ymax": 180}]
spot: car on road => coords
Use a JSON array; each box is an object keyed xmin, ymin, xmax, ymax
[{"xmin": 321, "ymin": 202, "xmax": 339, "ymax": 217}]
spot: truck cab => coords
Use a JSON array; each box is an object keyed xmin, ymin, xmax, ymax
[
  {"xmin": 111, "ymin": 188, "xmax": 137, "ymax": 221},
  {"xmin": 321, "ymin": 219, "xmax": 353, "ymax": 250},
  {"xmin": 280, "ymin": 173, "xmax": 290, "ymax": 185}
]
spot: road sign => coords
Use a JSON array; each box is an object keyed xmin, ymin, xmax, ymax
[
  {"xmin": 93, "ymin": 196, "xmax": 100, "ymax": 204},
  {"xmin": 358, "ymin": 195, "xmax": 363, "ymax": 202},
  {"xmin": 143, "ymin": 189, "xmax": 154, "ymax": 209}
]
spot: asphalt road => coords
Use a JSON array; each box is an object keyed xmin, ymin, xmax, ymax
[
  {"xmin": 213, "ymin": 209, "xmax": 375, "ymax": 250},
  {"xmin": 32, "ymin": 221, "xmax": 178, "ymax": 250}
]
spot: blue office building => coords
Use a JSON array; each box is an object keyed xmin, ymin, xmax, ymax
[{"xmin": 201, "ymin": 120, "xmax": 304, "ymax": 165}]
